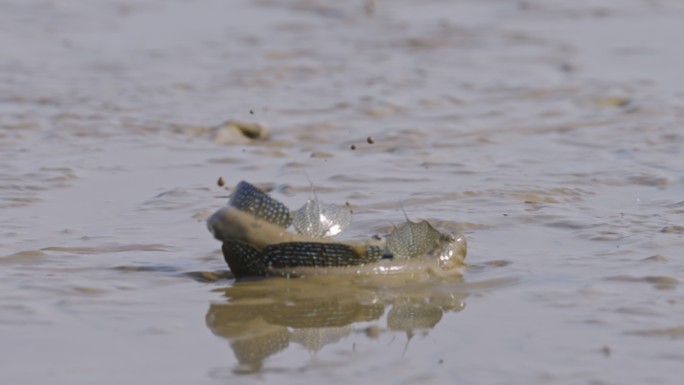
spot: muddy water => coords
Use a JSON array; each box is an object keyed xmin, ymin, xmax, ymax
[{"xmin": 2, "ymin": 0, "xmax": 684, "ymax": 384}]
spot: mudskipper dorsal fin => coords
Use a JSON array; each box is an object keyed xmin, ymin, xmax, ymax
[
  {"xmin": 291, "ymin": 177, "xmax": 352, "ymax": 238},
  {"xmin": 386, "ymin": 205, "xmax": 443, "ymax": 259}
]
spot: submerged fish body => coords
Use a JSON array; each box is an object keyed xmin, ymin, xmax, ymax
[
  {"xmin": 208, "ymin": 180, "xmax": 467, "ymax": 278},
  {"xmin": 221, "ymin": 240, "xmax": 386, "ymax": 277},
  {"xmin": 221, "ymin": 240, "xmax": 264, "ymax": 277}
]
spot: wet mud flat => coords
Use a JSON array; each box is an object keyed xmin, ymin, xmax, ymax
[{"xmin": 2, "ymin": 0, "xmax": 684, "ymax": 384}]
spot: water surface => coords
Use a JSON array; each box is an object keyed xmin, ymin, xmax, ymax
[{"xmin": 2, "ymin": 1, "xmax": 684, "ymax": 384}]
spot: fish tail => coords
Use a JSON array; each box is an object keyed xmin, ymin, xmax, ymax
[{"xmin": 229, "ymin": 181, "xmax": 292, "ymax": 228}]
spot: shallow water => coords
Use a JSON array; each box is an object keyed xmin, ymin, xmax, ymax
[{"xmin": 2, "ymin": 0, "xmax": 684, "ymax": 384}]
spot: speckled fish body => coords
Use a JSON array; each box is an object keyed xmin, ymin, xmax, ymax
[
  {"xmin": 208, "ymin": 180, "xmax": 466, "ymax": 278},
  {"xmin": 263, "ymin": 242, "xmax": 385, "ymax": 269},
  {"xmin": 229, "ymin": 181, "xmax": 292, "ymax": 228},
  {"xmin": 221, "ymin": 239, "xmax": 387, "ymax": 277},
  {"xmin": 221, "ymin": 240, "xmax": 266, "ymax": 277}
]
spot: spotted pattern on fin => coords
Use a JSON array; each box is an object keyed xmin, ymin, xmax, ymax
[
  {"xmin": 386, "ymin": 220, "xmax": 442, "ymax": 260},
  {"xmin": 292, "ymin": 199, "xmax": 352, "ymax": 237}
]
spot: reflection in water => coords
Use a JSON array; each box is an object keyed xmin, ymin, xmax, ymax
[{"xmin": 205, "ymin": 275, "xmax": 467, "ymax": 373}]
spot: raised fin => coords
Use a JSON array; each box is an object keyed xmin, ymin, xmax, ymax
[
  {"xmin": 386, "ymin": 219, "xmax": 442, "ymax": 259},
  {"xmin": 291, "ymin": 179, "xmax": 351, "ymax": 238},
  {"xmin": 304, "ymin": 171, "xmax": 318, "ymax": 201},
  {"xmin": 399, "ymin": 203, "xmax": 411, "ymax": 222}
]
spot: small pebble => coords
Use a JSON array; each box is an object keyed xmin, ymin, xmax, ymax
[
  {"xmin": 661, "ymin": 225, "xmax": 684, "ymax": 234},
  {"xmin": 594, "ymin": 97, "xmax": 630, "ymax": 108},
  {"xmin": 601, "ymin": 345, "xmax": 611, "ymax": 357},
  {"xmin": 364, "ymin": 0, "xmax": 375, "ymax": 15},
  {"xmin": 310, "ymin": 151, "xmax": 333, "ymax": 159},
  {"xmin": 367, "ymin": 136, "xmax": 375, "ymax": 144},
  {"xmin": 198, "ymin": 271, "xmax": 219, "ymax": 282},
  {"xmin": 365, "ymin": 325, "xmax": 381, "ymax": 338},
  {"xmin": 351, "ymin": 144, "xmax": 356, "ymax": 150},
  {"xmin": 217, "ymin": 177, "xmax": 225, "ymax": 187},
  {"xmin": 643, "ymin": 255, "xmax": 668, "ymax": 263}
]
